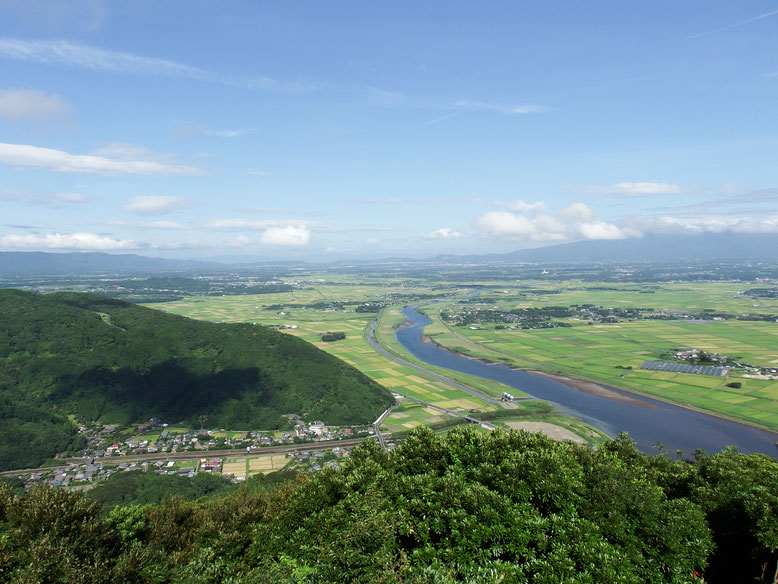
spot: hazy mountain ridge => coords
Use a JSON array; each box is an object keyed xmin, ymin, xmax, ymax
[
  {"xmin": 0, "ymin": 251, "xmax": 221, "ymax": 276},
  {"xmin": 3, "ymin": 234, "xmax": 777, "ymax": 276},
  {"xmin": 432, "ymin": 233, "xmax": 778, "ymax": 264}
]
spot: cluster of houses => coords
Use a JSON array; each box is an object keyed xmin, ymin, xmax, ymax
[
  {"xmin": 674, "ymin": 349, "xmax": 778, "ymax": 378},
  {"xmin": 289, "ymin": 446, "xmax": 350, "ymax": 474},
  {"xmin": 74, "ymin": 417, "xmax": 373, "ymax": 459},
  {"xmin": 15, "ymin": 457, "xmax": 228, "ymax": 489},
  {"xmin": 7, "ymin": 415, "xmax": 375, "ymax": 489},
  {"xmin": 20, "ymin": 462, "xmax": 116, "ymax": 489}
]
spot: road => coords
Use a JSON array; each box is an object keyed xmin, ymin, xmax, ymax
[
  {"xmin": 2, "ymin": 437, "xmax": 374, "ymax": 477},
  {"xmin": 6, "ymin": 306, "xmax": 503, "ymax": 476},
  {"xmin": 368, "ymin": 318, "xmax": 505, "ymax": 406},
  {"xmin": 373, "ymin": 404, "xmax": 398, "ymax": 450}
]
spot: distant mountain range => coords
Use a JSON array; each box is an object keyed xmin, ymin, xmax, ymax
[
  {"xmin": 432, "ymin": 233, "xmax": 778, "ymax": 264},
  {"xmin": 0, "ymin": 251, "xmax": 220, "ymax": 276},
  {"xmin": 1, "ymin": 233, "xmax": 777, "ymax": 276}
]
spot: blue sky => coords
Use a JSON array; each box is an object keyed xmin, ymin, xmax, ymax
[{"xmin": 0, "ymin": 1, "xmax": 777, "ymax": 260}]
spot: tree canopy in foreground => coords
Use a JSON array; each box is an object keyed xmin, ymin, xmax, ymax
[{"xmin": 2, "ymin": 427, "xmax": 777, "ymax": 583}]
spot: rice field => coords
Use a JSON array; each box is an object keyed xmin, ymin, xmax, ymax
[
  {"xmin": 221, "ymin": 453, "xmax": 289, "ymax": 479},
  {"xmin": 148, "ymin": 286, "xmax": 503, "ymax": 416},
  {"xmin": 146, "ymin": 277, "xmax": 778, "ymax": 432},
  {"xmin": 421, "ymin": 291, "xmax": 778, "ymax": 431}
]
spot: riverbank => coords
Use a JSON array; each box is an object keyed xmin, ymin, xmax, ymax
[
  {"xmin": 424, "ymin": 332, "xmax": 778, "ymax": 439},
  {"xmin": 528, "ymin": 370, "xmax": 656, "ymax": 408}
]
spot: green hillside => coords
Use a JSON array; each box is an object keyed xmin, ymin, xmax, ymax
[{"xmin": 0, "ymin": 290, "xmax": 394, "ymax": 470}]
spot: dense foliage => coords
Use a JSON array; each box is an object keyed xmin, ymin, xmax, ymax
[
  {"xmin": 0, "ymin": 290, "xmax": 393, "ymax": 470},
  {"xmin": 87, "ymin": 471, "xmax": 238, "ymax": 509},
  {"xmin": 2, "ymin": 427, "xmax": 777, "ymax": 583}
]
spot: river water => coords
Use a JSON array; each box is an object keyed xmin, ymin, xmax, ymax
[{"xmin": 395, "ymin": 303, "xmax": 778, "ymax": 457}]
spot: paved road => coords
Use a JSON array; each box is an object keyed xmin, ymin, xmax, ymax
[
  {"xmin": 6, "ymin": 308, "xmax": 503, "ymax": 476},
  {"xmin": 373, "ymin": 404, "xmax": 399, "ymax": 450},
  {"xmin": 2, "ymin": 437, "xmax": 373, "ymax": 477}
]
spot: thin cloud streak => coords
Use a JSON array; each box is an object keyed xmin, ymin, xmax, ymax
[
  {"xmin": 0, "ymin": 39, "xmax": 322, "ymax": 93},
  {"xmin": 410, "ymin": 111, "xmax": 463, "ymax": 130},
  {"xmin": 0, "ymin": 189, "xmax": 91, "ymax": 206},
  {"xmin": 0, "ymin": 142, "xmax": 203, "ymax": 175},
  {"xmin": 690, "ymin": 8, "xmax": 778, "ymax": 38},
  {"xmin": 454, "ymin": 100, "xmax": 546, "ymax": 115}
]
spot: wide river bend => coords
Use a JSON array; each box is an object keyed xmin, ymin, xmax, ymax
[{"xmin": 395, "ymin": 303, "xmax": 778, "ymax": 457}]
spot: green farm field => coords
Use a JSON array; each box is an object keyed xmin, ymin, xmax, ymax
[
  {"xmin": 473, "ymin": 281, "xmax": 778, "ymax": 315},
  {"xmin": 147, "ymin": 286, "xmax": 505, "ymax": 417},
  {"xmin": 419, "ymin": 281, "xmax": 778, "ymax": 431},
  {"xmin": 148, "ymin": 276, "xmax": 778, "ymax": 433}
]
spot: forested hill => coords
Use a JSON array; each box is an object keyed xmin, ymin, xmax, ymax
[{"xmin": 0, "ymin": 289, "xmax": 393, "ymax": 470}]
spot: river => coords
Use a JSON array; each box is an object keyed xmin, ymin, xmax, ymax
[{"xmin": 394, "ymin": 303, "xmax": 778, "ymax": 457}]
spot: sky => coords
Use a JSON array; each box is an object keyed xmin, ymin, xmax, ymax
[{"xmin": 0, "ymin": 1, "xmax": 777, "ymax": 261}]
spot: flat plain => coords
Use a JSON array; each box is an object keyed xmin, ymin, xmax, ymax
[
  {"xmin": 420, "ymin": 281, "xmax": 778, "ymax": 431},
  {"xmin": 149, "ymin": 277, "xmax": 778, "ymax": 434}
]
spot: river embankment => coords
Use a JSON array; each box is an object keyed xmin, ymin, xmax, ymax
[{"xmin": 395, "ymin": 302, "xmax": 778, "ymax": 456}]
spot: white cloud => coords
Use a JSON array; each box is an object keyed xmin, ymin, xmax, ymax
[
  {"xmin": 0, "ymin": 232, "xmax": 138, "ymax": 250},
  {"xmin": 245, "ymin": 169, "xmax": 271, "ymax": 176},
  {"xmin": 260, "ymin": 225, "xmax": 310, "ymax": 246},
  {"xmin": 422, "ymin": 227, "xmax": 463, "ymax": 240},
  {"xmin": 474, "ymin": 211, "xmax": 538, "ymax": 238},
  {"xmin": 454, "ymin": 100, "xmax": 545, "ymax": 115},
  {"xmin": 123, "ymin": 196, "xmax": 191, "ymax": 216},
  {"xmin": 586, "ymin": 182, "xmax": 681, "ymax": 196},
  {"xmin": 364, "ymin": 237, "xmax": 380, "ymax": 245},
  {"xmin": 558, "ymin": 202, "xmax": 596, "ymax": 222},
  {"xmin": 0, "ymin": 38, "xmax": 215, "ymax": 80},
  {"xmin": 0, "ymin": 142, "xmax": 203, "ymax": 175},
  {"xmin": 151, "ymin": 239, "xmax": 208, "ymax": 250},
  {"xmin": 533, "ymin": 214, "xmax": 568, "ymax": 239},
  {"xmin": 0, "ymin": 88, "xmax": 71, "ymax": 120},
  {"xmin": 629, "ymin": 215, "xmax": 778, "ymax": 235},
  {"xmin": 474, "ymin": 202, "xmax": 636, "ymax": 242},
  {"xmin": 508, "ymin": 200, "xmax": 545, "ymax": 212},
  {"xmin": 577, "ymin": 221, "xmax": 631, "ymax": 240}
]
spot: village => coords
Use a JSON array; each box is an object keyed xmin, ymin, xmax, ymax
[
  {"xmin": 7, "ymin": 415, "xmax": 374, "ymax": 490},
  {"xmin": 75, "ymin": 415, "xmax": 374, "ymax": 459},
  {"xmin": 13, "ymin": 443, "xmax": 357, "ymax": 491}
]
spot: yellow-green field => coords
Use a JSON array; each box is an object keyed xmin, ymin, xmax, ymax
[
  {"xmin": 419, "ymin": 283, "xmax": 778, "ymax": 431},
  {"xmin": 221, "ymin": 453, "xmax": 289, "ymax": 479},
  {"xmin": 147, "ymin": 276, "xmax": 778, "ymax": 433},
  {"xmin": 148, "ymin": 285, "xmax": 505, "ymax": 415}
]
